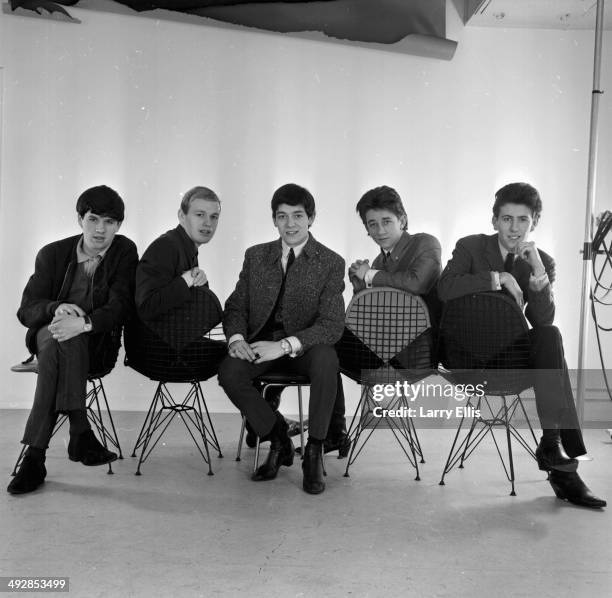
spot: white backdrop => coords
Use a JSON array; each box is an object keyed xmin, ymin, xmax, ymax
[{"xmin": 0, "ymin": 3, "xmax": 610, "ymax": 412}]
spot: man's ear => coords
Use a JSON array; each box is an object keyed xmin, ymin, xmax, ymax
[
  {"xmin": 400, "ymin": 215, "xmax": 407, "ymax": 230},
  {"xmin": 531, "ymin": 214, "xmax": 540, "ymax": 230},
  {"xmin": 491, "ymin": 215, "xmax": 499, "ymax": 231},
  {"xmin": 178, "ymin": 208, "xmax": 185, "ymax": 224},
  {"xmin": 307, "ymin": 213, "xmax": 315, "ymax": 228}
]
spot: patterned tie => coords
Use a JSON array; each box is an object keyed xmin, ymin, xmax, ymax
[
  {"xmin": 382, "ymin": 251, "xmax": 391, "ymax": 267},
  {"xmin": 504, "ymin": 252, "xmax": 515, "ymax": 273},
  {"xmin": 285, "ymin": 248, "xmax": 295, "ymax": 277}
]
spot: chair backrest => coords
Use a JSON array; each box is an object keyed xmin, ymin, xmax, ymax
[
  {"xmin": 124, "ymin": 286, "xmax": 226, "ymax": 382},
  {"xmin": 337, "ymin": 287, "xmax": 434, "ymax": 384},
  {"xmin": 438, "ymin": 291, "xmax": 531, "ymax": 394}
]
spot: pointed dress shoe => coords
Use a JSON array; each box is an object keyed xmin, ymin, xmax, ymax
[
  {"xmin": 302, "ymin": 443, "xmax": 325, "ymax": 494},
  {"xmin": 7, "ymin": 455, "xmax": 47, "ymax": 495},
  {"xmin": 549, "ymin": 470, "xmax": 606, "ymax": 509},
  {"xmin": 251, "ymin": 439, "xmax": 295, "ymax": 481},
  {"xmin": 535, "ymin": 438, "xmax": 578, "ymax": 472},
  {"xmin": 68, "ymin": 429, "xmax": 117, "ymax": 466}
]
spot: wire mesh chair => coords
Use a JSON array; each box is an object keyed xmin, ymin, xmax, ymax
[
  {"xmin": 235, "ymin": 372, "xmax": 310, "ymax": 472},
  {"xmin": 10, "ymin": 355, "xmax": 123, "ymax": 475},
  {"xmin": 337, "ymin": 287, "xmax": 435, "ymax": 480},
  {"xmin": 438, "ymin": 291, "xmax": 538, "ymax": 496},
  {"xmin": 124, "ymin": 286, "xmax": 227, "ymax": 475}
]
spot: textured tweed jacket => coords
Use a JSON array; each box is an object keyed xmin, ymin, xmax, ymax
[
  {"xmin": 223, "ymin": 234, "xmax": 345, "ymax": 352},
  {"xmin": 437, "ymin": 233, "xmax": 555, "ymax": 328}
]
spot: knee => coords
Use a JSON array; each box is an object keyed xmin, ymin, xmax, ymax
[
  {"xmin": 307, "ymin": 345, "xmax": 339, "ymax": 373},
  {"xmin": 532, "ymin": 325, "xmax": 563, "ymax": 347},
  {"xmin": 218, "ymin": 356, "xmax": 250, "ymax": 390}
]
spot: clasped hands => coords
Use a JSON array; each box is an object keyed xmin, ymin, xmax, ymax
[
  {"xmin": 228, "ymin": 339, "xmax": 285, "ymax": 364},
  {"xmin": 182, "ymin": 267, "xmax": 208, "ymax": 287},
  {"xmin": 349, "ymin": 259, "xmax": 371, "ymax": 291},
  {"xmin": 48, "ymin": 303, "xmax": 86, "ymax": 342}
]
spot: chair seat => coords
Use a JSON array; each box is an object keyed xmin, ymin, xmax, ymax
[{"xmin": 255, "ymin": 372, "xmax": 310, "ymax": 385}]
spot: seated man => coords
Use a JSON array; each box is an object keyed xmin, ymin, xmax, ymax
[
  {"xmin": 8, "ymin": 186, "xmax": 138, "ymax": 495},
  {"xmin": 132, "ymin": 186, "xmax": 224, "ymax": 377},
  {"xmin": 135, "ymin": 186, "xmax": 220, "ymax": 320},
  {"xmin": 438, "ymin": 182, "xmax": 605, "ymax": 509},
  {"xmin": 218, "ymin": 183, "xmax": 345, "ymax": 494},
  {"xmin": 329, "ymin": 185, "xmax": 442, "ymax": 451}
]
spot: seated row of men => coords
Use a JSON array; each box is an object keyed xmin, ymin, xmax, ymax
[{"xmin": 7, "ymin": 182, "xmax": 606, "ymax": 509}]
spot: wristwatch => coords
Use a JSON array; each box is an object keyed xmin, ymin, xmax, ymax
[
  {"xmin": 280, "ymin": 338, "xmax": 292, "ymax": 355},
  {"xmin": 82, "ymin": 315, "xmax": 93, "ymax": 333}
]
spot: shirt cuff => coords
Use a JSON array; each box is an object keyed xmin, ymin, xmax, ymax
[
  {"xmin": 491, "ymin": 271, "xmax": 501, "ymax": 291},
  {"xmin": 228, "ymin": 334, "xmax": 245, "ymax": 346},
  {"xmin": 529, "ymin": 272, "xmax": 549, "ymax": 292},
  {"xmin": 364, "ymin": 269, "xmax": 379, "ymax": 289},
  {"xmin": 285, "ymin": 336, "xmax": 302, "ymax": 357}
]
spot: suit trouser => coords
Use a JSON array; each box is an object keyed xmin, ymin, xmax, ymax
[
  {"xmin": 22, "ymin": 327, "xmax": 90, "ymax": 449},
  {"xmin": 529, "ymin": 325, "xmax": 586, "ymax": 457},
  {"xmin": 328, "ymin": 373, "xmax": 347, "ymax": 435},
  {"xmin": 218, "ymin": 344, "xmax": 338, "ymax": 440}
]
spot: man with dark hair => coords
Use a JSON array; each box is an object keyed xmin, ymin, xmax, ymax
[
  {"xmin": 326, "ymin": 185, "xmax": 442, "ymax": 451},
  {"xmin": 218, "ymin": 183, "xmax": 345, "ymax": 494},
  {"xmin": 8, "ymin": 185, "xmax": 138, "ymax": 495},
  {"xmin": 438, "ymin": 181, "xmax": 605, "ymax": 508},
  {"xmin": 136, "ymin": 186, "xmax": 220, "ymax": 320}
]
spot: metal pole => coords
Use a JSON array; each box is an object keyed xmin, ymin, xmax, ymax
[{"xmin": 576, "ymin": 0, "xmax": 605, "ymax": 425}]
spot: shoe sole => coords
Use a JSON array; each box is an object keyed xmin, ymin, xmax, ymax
[{"xmin": 537, "ymin": 460, "xmax": 578, "ymax": 473}]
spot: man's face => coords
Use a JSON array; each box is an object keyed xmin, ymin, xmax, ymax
[
  {"xmin": 78, "ymin": 211, "xmax": 121, "ymax": 255},
  {"xmin": 274, "ymin": 203, "xmax": 314, "ymax": 247},
  {"xmin": 178, "ymin": 198, "xmax": 221, "ymax": 246},
  {"xmin": 364, "ymin": 208, "xmax": 406, "ymax": 252},
  {"xmin": 492, "ymin": 203, "xmax": 537, "ymax": 253}
]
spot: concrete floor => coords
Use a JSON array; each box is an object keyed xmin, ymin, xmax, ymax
[{"xmin": 2, "ymin": 409, "xmax": 611, "ymax": 598}]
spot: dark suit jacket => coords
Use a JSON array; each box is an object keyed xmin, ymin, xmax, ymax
[
  {"xmin": 135, "ymin": 225, "xmax": 198, "ymax": 321},
  {"xmin": 438, "ymin": 233, "xmax": 555, "ymax": 328},
  {"xmin": 223, "ymin": 234, "xmax": 345, "ymax": 352},
  {"xmin": 17, "ymin": 234, "xmax": 138, "ymax": 370},
  {"xmin": 350, "ymin": 230, "xmax": 442, "ymax": 324}
]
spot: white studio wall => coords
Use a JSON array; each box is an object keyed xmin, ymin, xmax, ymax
[{"xmin": 0, "ymin": 4, "xmax": 610, "ymax": 412}]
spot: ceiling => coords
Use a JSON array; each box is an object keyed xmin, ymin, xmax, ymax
[{"xmin": 462, "ymin": 0, "xmax": 612, "ymax": 30}]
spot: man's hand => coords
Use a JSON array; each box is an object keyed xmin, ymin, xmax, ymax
[
  {"xmin": 499, "ymin": 272, "xmax": 525, "ymax": 309},
  {"xmin": 228, "ymin": 339, "xmax": 258, "ymax": 362},
  {"xmin": 181, "ymin": 267, "xmax": 208, "ymax": 288},
  {"xmin": 250, "ymin": 340, "xmax": 285, "ymax": 364},
  {"xmin": 54, "ymin": 303, "xmax": 85, "ymax": 317},
  {"xmin": 516, "ymin": 241, "xmax": 546, "ymax": 277},
  {"xmin": 48, "ymin": 315, "xmax": 86, "ymax": 342},
  {"xmin": 349, "ymin": 259, "xmax": 370, "ymax": 281}
]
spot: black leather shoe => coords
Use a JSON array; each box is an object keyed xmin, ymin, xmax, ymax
[
  {"xmin": 68, "ymin": 430, "xmax": 117, "ymax": 466},
  {"xmin": 549, "ymin": 470, "xmax": 606, "ymax": 508},
  {"xmin": 535, "ymin": 437, "xmax": 578, "ymax": 472},
  {"xmin": 251, "ymin": 439, "xmax": 295, "ymax": 481},
  {"xmin": 7, "ymin": 455, "xmax": 46, "ymax": 495},
  {"xmin": 324, "ymin": 432, "xmax": 351, "ymax": 458},
  {"xmin": 302, "ymin": 443, "xmax": 325, "ymax": 494}
]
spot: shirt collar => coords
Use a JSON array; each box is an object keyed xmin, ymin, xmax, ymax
[
  {"xmin": 76, "ymin": 236, "xmax": 110, "ymax": 263},
  {"xmin": 497, "ymin": 239, "xmax": 510, "ymax": 260}
]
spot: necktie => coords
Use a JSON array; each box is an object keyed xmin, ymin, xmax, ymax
[
  {"xmin": 503, "ymin": 252, "xmax": 515, "ymax": 273},
  {"xmin": 285, "ymin": 248, "xmax": 295, "ymax": 277},
  {"xmin": 382, "ymin": 251, "xmax": 391, "ymax": 267}
]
